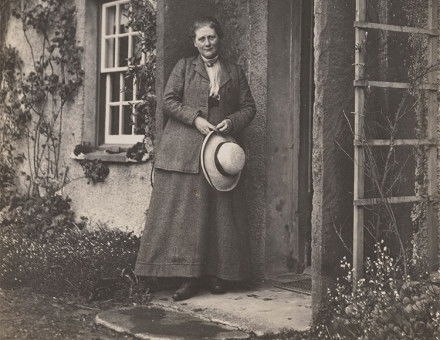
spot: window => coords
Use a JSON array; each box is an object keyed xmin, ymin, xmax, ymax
[{"xmin": 100, "ymin": 0, "xmax": 144, "ymax": 144}]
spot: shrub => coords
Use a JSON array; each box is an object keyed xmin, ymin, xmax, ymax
[
  {"xmin": 0, "ymin": 225, "xmax": 139, "ymax": 299},
  {"xmin": 0, "ymin": 190, "xmax": 141, "ymax": 300},
  {"xmin": 0, "ymin": 193, "xmax": 84, "ymax": 239},
  {"xmin": 315, "ymin": 242, "xmax": 440, "ymax": 340}
]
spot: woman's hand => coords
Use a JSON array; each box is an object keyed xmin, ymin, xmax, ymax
[
  {"xmin": 194, "ymin": 116, "xmax": 218, "ymax": 135},
  {"xmin": 216, "ymin": 119, "xmax": 232, "ymax": 134}
]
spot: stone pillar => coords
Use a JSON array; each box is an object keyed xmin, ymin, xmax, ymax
[{"xmin": 311, "ymin": 0, "xmax": 355, "ymax": 320}]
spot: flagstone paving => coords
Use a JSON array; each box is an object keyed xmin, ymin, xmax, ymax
[
  {"xmin": 96, "ymin": 284, "xmax": 312, "ymax": 339},
  {"xmin": 96, "ymin": 306, "xmax": 248, "ymax": 339}
]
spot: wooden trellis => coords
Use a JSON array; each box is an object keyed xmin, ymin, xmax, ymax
[{"xmin": 353, "ymin": 0, "xmax": 439, "ymax": 281}]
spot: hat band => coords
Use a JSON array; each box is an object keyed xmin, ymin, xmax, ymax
[{"xmin": 214, "ymin": 142, "xmax": 234, "ymax": 177}]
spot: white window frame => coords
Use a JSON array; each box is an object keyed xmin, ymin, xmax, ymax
[{"xmin": 100, "ymin": 0, "xmax": 145, "ymax": 144}]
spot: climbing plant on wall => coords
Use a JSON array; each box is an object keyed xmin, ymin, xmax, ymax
[
  {"xmin": 125, "ymin": 0, "xmax": 157, "ymax": 147},
  {"xmin": 1, "ymin": 0, "xmax": 84, "ymax": 197},
  {"xmin": 0, "ymin": 45, "xmax": 26, "ymax": 208}
]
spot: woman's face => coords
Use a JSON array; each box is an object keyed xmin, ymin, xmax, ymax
[{"xmin": 193, "ymin": 25, "xmax": 219, "ymax": 59}]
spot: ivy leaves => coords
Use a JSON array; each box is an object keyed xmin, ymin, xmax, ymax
[{"xmin": 125, "ymin": 0, "xmax": 157, "ymax": 144}]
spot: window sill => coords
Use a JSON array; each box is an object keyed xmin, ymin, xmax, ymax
[
  {"xmin": 95, "ymin": 144, "xmax": 131, "ymax": 152},
  {"xmin": 70, "ymin": 150, "xmax": 151, "ymax": 164}
]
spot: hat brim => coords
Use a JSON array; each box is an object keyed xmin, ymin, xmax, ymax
[{"xmin": 201, "ymin": 131, "xmax": 242, "ymax": 192}]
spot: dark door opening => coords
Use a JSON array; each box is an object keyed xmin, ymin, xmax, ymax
[{"xmin": 265, "ymin": 0, "xmax": 314, "ymax": 291}]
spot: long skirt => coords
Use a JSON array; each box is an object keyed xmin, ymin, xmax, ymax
[{"xmin": 134, "ymin": 168, "xmax": 250, "ymax": 281}]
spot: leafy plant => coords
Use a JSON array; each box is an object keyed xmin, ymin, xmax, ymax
[
  {"xmin": 314, "ymin": 242, "xmax": 440, "ymax": 340},
  {"xmin": 0, "ymin": 0, "xmax": 89, "ymax": 245},
  {"xmin": 126, "ymin": 141, "xmax": 149, "ymax": 162},
  {"xmin": 0, "ymin": 194, "xmax": 86, "ymax": 239},
  {"xmin": 73, "ymin": 143, "xmax": 93, "ymax": 156},
  {"xmin": 78, "ymin": 159, "xmax": 110, "ymax": 184},
  {"xmin": 125, "ymin": 0, "xmax": 157, "ymax": 144},
  {"xmin": 0, "ymin": 46, "xmax": 27, "ymax": 209},
  {"xmin": 0, "ymin": 224, "xmax": 140, "ymax": 300},
  {"xmin": 3, "ymin": 0, "xmax": 84, "ymax": 196}
]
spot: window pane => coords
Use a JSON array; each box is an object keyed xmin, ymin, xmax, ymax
[
  {"xmin": 110, "ymin": 106, "xmax": 120, "ymax": 135},
  {"xmin": 132, "ymin": 35, "xmax": 143, "ymax": 65},
  {"xmin": 122, "ymin": 106, "xmax": 133, "ymax": 135},
  {"xmin": 119, "ymin": 36, "xmax": 129, "ymax": 67},
  {"xmin": 110, "ymin": 73, "xmax": 121, "ymax": 102},
  {"xmin": 124, "ymin": 75, "xmax": 133, "ymax": 101},
  {"xmin": 105, "ymin": 38, "xmax": 115, "ymax": 68},
  {"xmin": 105, "ymin": 6, "xmax": 116, "ymax": 35},
  {"xmin": 120, "ymin": 3, "xmax": 130, "ymax": 34}
]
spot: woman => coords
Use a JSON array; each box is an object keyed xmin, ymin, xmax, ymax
[{"xmin": 134, "ymin": 16, "xmax": 256, "ymax": 301}]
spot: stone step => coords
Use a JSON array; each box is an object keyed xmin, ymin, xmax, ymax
[
  {"xmin": 96, "ymin": 306, "xmax": 249, "ymax": 339},
  {"xmin": 96, "ymin": 285, "xmax": 311, "ymax": 339}
]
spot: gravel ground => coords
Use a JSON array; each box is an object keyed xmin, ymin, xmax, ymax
[{"xmin": 0, "ymin": 287, "xmax": 136, "ymax": 340}]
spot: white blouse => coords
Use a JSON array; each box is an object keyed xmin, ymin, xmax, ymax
[{"xmin": 201, "ymin": 55, "xmax": 220, "ymax": 99}]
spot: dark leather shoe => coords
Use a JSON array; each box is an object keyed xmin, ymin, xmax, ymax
[
  {"xmin": 172, "ymin": 279, "xmax": 199, "ymax": 301},
  {"xmin": 210, "ymin": 277, "xmax": 227, "ymax": 294}
]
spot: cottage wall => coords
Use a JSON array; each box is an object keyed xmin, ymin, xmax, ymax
[
  {"xmin": 67, "ymin": 0, "xmax": 153, "ymax": 233},
  {"xmin": 4, "ymin": 0, "xmax": 153, "ymax": 234}
]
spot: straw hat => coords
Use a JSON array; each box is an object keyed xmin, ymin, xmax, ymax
[{"xmin": 200, "ymin": 131, "xmax": 246, "ymax": 191}]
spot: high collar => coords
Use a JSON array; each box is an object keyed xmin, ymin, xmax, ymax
[
  {"xmin": 193, "ymin": 55, "xmax": 231, "ymax": 89},
  {"xmin": 201, "ymin": 54, "xmax": 219, "ymax": 67}
]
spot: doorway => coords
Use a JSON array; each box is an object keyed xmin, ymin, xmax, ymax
[{"xmin": 265, "ymin": 0, "xmax": 314, "ymax": 284}]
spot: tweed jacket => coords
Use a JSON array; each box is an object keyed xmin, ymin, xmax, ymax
[{"xmin": 155, "ymin": 55, "xmax": 256, "ymax": 174}]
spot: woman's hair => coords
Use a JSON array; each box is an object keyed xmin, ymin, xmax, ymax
[{"xmin": 189, "ymin": 16, "xmax": 223, "ymax": 40}]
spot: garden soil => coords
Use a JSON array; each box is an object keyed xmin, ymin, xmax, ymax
[{"xmin": 0, "ymin": 287, "xmax": 135, "ymax": 339}]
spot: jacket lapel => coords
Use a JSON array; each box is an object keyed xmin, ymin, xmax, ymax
[
  {"xmin": 193, "ymin": 56, "xmax": 209, "ymax": 80},
  {"xmin": 218, "ymin": 58, "xmax": 232, "ymax": 89},
  {"xmin": 193, "ymin": 55, "xmax": 232, "ymax": 88}
]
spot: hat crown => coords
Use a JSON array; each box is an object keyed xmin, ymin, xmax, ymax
[
  {"xmin": 216, "ymin": 142, "xmax": 245, "ymax": 175},
  {"xmin": 200, "ymin": 131, "xmax": 244, "ymax": 192}
]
